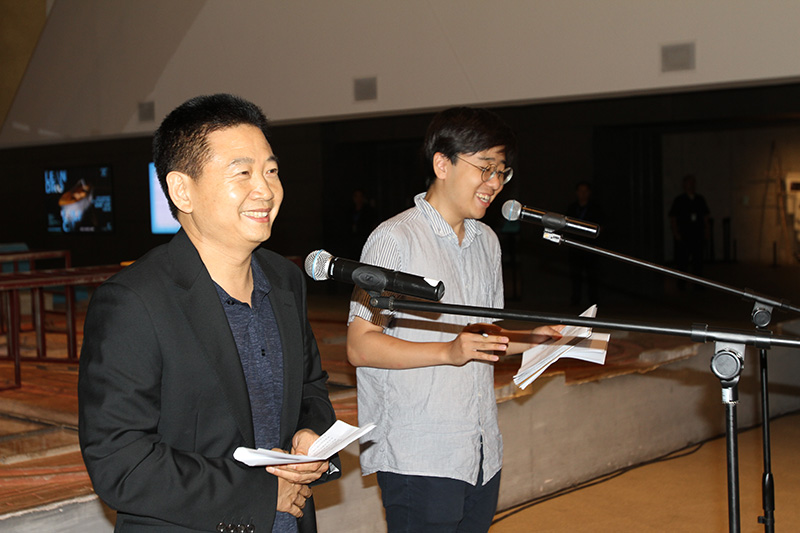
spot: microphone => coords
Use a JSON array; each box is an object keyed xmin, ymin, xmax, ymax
[
  {"xmin": 304, "ymin": 250, "xmax": 445, "ymax": 301},
  {"xmin": 502, "ymin": 200, "xmax": 600, "ymax": 239}
]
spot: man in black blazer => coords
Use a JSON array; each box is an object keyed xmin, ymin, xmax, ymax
[{"xmin": 79, "ymin": 94, "xmax": 339, "ymax": 532}]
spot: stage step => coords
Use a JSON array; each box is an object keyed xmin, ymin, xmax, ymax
[{"xmin": 0, "ymin": 418, "xmax": 79, "ymax": 465}]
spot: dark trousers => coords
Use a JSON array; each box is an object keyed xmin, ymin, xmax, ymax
[
  {"xmin": 376, "ymin": 469, "xmax": 501, "ymax": 533},
  {"xmin": 675, "ymin": 238, "xmax": 705, "ymax": 275}
]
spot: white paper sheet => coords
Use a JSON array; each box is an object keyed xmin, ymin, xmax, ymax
[
  {"xmin": 233, "ymin": 420, "xmax": 376, "ymax": 467},
  {"xmin": 513, "ymin": 305, "xmax": 609, "ymax": 389}
]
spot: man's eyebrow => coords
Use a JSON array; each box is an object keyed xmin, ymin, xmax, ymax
[
  {"xmin": 228, "ymin": 157, "xmax": 255, "ymax": 167},
  {"xmin": 477, "ymin": 155, "xmax": 507, "ymax": 165},
  {"xmin": 228, "ymin": 155, "xmax": 279, "ymax": 167}
]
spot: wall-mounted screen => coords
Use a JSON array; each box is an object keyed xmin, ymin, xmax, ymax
[
  {"xmin": 149, "ymin": 162, "xmax": 180, "ymax": 234},
  {"xmin": 44, "ymin": 165, "xmax": 114, "ymax": 233}
]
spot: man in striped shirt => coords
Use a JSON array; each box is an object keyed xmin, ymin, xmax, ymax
[{"xmin": 347, "ymin": 107, "xmax": 561, "ymax": 533}]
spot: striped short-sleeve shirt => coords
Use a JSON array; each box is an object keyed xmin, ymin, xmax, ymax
[{"xmin": 348, "ymin": 192, "xmax": 504, "ymax": 485}]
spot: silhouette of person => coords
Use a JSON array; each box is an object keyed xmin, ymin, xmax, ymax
[
  {"xmin": 669, "ymin": 174, "xmax": 711, "ymax": 287},
  {"xmin": 565, "ymin": 182, "xmax": 603, "ymax": 307}
]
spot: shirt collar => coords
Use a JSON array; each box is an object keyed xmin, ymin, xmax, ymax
[
  {"xmin": 250, "ymin": 256, "xmax": 271, "ymax": 306},
  {"xmin": 212, "ymin": 255, "xmax": 271, "ymax": 308},
  {"xmin": 414, "ymin": 192, "xmax": 481, "ymax": 246}
]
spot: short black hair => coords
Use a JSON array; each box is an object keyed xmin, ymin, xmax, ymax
[
  {"xmin": 152, "ymin": 93, "xmax": 270, "ymax": 218},
  {"xmin": 422, "ymin": 106, "xmax": 517, "ymax": 174}
]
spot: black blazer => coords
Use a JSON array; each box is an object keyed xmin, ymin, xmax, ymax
[{"xmin": 78, "ymin": 230, "xmax": 339, "ymax": 532}]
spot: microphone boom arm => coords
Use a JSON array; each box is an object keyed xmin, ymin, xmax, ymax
[
  {"xmin": 549, "ymin": 234, "xmax": 800, "ymax": 319},
  {"xmin": 368, "ymin": 296, "xmax": 800, "ymax": 350}
]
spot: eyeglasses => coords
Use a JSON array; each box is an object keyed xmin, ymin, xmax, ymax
[{"xmin": 456, "ymin": 156, "xmax": 513, "ymax": 185}]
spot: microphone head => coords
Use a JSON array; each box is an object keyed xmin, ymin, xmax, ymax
[
  {"xmin": 501, "ymin": 199, "xmax": 522, "ymax": 221},
  {"xmin": 304, "ymin": 250, "xmax": 333, "ymax": 280}
]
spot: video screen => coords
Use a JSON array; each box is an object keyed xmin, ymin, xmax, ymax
[
  {"xmin": 44, "ymin": 165, "xmax": 114, "ymax": 233},
  {"xmin": 149, "ymin": 162, "xmax": 180, "ymax": 234}
]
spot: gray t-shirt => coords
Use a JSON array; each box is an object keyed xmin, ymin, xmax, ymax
[{"xmin": 348, "ymin": 192, "xmax": 504, "ymax": 485}]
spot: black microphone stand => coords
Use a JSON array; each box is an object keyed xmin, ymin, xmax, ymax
[
  {"xmin": 536, "ymin": 228, "xmax": 800, "ymax": 533},
  {"xmin": 363, "ymin": 290, "xmax": 800, "ymax": 533}
]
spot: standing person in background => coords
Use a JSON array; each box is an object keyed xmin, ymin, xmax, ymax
[
  {"xmin": 79, "ymin": 93, "xmax": 340, "ymax": 533},
  {"xmin": 669, "ymin": 174, "xmax": 711, "ymax": 288},
  {"xmin": 565, "ymin": 181, "xmax": 604, "ymax": 307},
  {"xmin": 346, "ymin": 107, "xmax": 562, "ymax": 533}
]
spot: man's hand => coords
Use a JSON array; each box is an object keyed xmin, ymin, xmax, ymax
[
  {"xmin": 267, "ymin": 429, "xmax": 332, "ymax": 518},
  {"xmin": 275, "ymin": 477, "xmax": 312, "ymax": 517},
  {"xmin": 505, "ymin": 324, "xmax": 564, "ymax": 354},
  {"xmin": 458, "ymin": 323, "xmax": 565, "ymax": 357},
  {"xmin": 444, "ymin": 323, "xmax": 509, "ymax": 366},
  {"xmin": 529, "ymin": 324, "xmax": 564, "ymax": 344},
  {"xmin": 265, "ymin": 429, "xmax": 328, "ymax": 485},
  {"xmin": 290, "ymin": 429, "xmax": 329, "ymax": 481}
]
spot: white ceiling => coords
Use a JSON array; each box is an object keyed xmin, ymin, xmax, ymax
[{"xmin": 3, "ymin": 0, "xmax": 800, "ymax": 148}]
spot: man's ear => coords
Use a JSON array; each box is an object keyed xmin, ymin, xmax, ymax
[
  {"xmin": 432, "ymin": 152, "xmax": 451, "ymax": 181},
  {"xmin": 166, "ymin": 171, "xmax": 193, "ymax": 215}
]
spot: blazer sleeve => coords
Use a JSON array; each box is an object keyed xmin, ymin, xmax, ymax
[{"xmin": 78, "ymin": 281, "xmax": 280, "ymax": 531}]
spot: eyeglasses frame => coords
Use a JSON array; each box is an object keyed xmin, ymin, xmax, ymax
[{"xmin": 455, "ymin": 156, "xmax": 513, "ymax": 185}]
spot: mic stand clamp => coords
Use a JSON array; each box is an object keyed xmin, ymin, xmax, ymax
[
  {"xmin": 542, "ymin": 229, "xmax": 563, "ymax": 244},
  {"xmin": 367, "ymin": 291, "xmax": 383, "ymax": 307}
]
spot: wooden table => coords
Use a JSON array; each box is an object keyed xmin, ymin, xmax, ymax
[{"xmin": 0, "ymin": 264, "xmax": 123, "ymax": 390}]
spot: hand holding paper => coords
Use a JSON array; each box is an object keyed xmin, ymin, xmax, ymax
[
  {"xmin": 233, "ymin": 420, "xmax": 376, "ymax": 467},
  {"xmin": 513, "ymin": 305, "xmax": 609, "ymax": 389}
]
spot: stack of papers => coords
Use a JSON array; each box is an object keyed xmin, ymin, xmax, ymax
[
  {"xmin": 513, "ymin": 305, "xmax": 609, "ymax": 390},
  {"xmin": 234, "ymin": 420, "xmax": 376, "ymax": 466}
]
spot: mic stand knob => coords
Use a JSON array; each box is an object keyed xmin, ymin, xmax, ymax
[
  {"xmin": 711, "ymin": 343, "xmax": 745, "ymax": 398},
  {"xmin": 750, "ymin": 302, "xmax": 773, "ymax": 329}
]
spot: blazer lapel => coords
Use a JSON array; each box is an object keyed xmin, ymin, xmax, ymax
[{"xmin": 168, "ymin": 231, "xmax": 255, "ymax": 446}]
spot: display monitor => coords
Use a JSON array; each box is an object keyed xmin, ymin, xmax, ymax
[
  {"xmin": 44, "ymin": 165, "xmax": 114, "ymax": 233},
  {"xmin": 149, "ymin": 162, "xmax": 180, "ymax": 234}
]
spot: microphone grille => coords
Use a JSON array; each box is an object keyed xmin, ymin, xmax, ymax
[
  {"xmin": 501, "ymin": 200, "xmax": 521, "ymax": 221},
  {"xmin": 304, "ymin": 250, "xmax": 333, "ymax": 280}
]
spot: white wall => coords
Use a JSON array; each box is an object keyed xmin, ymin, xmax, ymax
[{"xmin": 3, "ymin": 0, "xmax": 800, "ymax": 147}]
